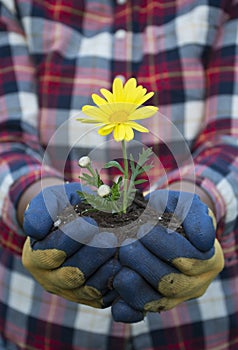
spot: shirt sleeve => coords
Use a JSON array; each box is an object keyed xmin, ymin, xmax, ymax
[
  {"xmin": 0, "ymin": 2, "xmax": 63, "ymax": 253},
  {"xmin": 163, "ymin": 1, "xmax": 238, "ymax": 239}
]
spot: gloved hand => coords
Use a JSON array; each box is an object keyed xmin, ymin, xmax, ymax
[
  {"xmin": 112, "ymin": 190, "xmax": 225, "ymax": 322},
  {"xmin": 22, "ymin": 182, "xmax": 120, "ymax": 308}
]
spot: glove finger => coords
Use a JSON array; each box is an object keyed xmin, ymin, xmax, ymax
[
  {"xmin": 102, "ymin": 290, "xmax": 120, "ymax": 308},
  {"xmin": 30, "ymin": 217, "xmax": 98, "ymax": 257},
  {"xmin": 157, "ymin": 271, "xmax": 212, "ymax": 299},
  {"xmin": 137, "ymin": 224, "xmax": 215, "ymax": 274},
  {"xmin": 62, "ymin": 232, "xmax": 118, "ymax": 279},
  {"xmin": 64, "ymin": 182, "xmax": 84, "ymax": 205},
  {"xmin": 113, "ymin": 267, "xmax": 163, "ymax": 311},
  {"xmin": 146, "ymin": 242, "xmax": 224, "ymax": 309},
  {"xmin": 34, "ymin": 260, "xmax": 120, "ymax": 295},
  {"xmin": 24, "ymin": 205, "xmax": 54, "ymax": 239},
  {"xmin": 119, "ymin": 238, "xmax": 178, "ymax": 289},
  {"xmin": 51, "ymin": 259, "xmax": 121, "ymax": 307},
  {"xmin": 23, "ymin": 182, "xmax": 83, "ymax": 239},
  {"xmin": 23, "ymin": 248, "xmax": 116, "ymax": 306},
  {"xmin": 183, "ymin": 197, "xmax": 215, "ymax": 251},
  {"xmin": 148, "ymin": 189, "xmax": 191, "ymax": 218},
  {"xmin": 59, "ymin": 285, "xmax": 118, "ymax": 308},
  {"xmin": 148, "ymin": 190, "xmax": 215, "ymax": 251},
  {"xmin": 86, "ymin": 258, "xmax": 121, "ymax": 294},
  {"xmin": 54, "ymin": 285, "xmax": 104, "ymax": 307},
  {"xmin": 112, "ymin": 299, "xmax": 144, "ymax": 323},
  {"xmin": 22, "ymin": 236, "xmax": 66, "ymax": 270},
  {"xmin": 85, "ymin": 258, "xmax": 121, "ymax": 308},
  {"xmin": 144, "ymin": 295, "xmax": 191, "ymax": 312},
  {"xmin": 65, "ymin": 285, "xmax": 119, "ymax": 308},
  {"xmin": 23, "ymin": 216, "xmax": 98, "ymax": 271},
  {"xmin": 24, "ymin": 260, "xmax": 103, "ymax": 306}
]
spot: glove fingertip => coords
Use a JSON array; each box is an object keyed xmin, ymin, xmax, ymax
[
  {"xmin": 102, "ymin": 290, "xmax": 119, "ymax": 308},
  {"xmin": 23, "ymin": 209, "xmax": 53, "ymax": 239},
  {"xmin": 65, "ymin": 182, "xmax": 83, "ymax": 205},
  {"xmin": 111, "ymin": 299, "xmax": 144, "ymax": 323},
  {"xmin": 184, "ymin": 201, "xmax": 216, "ymax": 251}
]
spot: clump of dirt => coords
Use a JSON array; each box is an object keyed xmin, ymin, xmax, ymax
[{"xmin": 53, "ymin": 191, "xmax": 185, "ymax": 243}]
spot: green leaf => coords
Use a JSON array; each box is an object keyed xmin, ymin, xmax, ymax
[
  {"xmin": 104, "ymin": 161, "xmax": 124, "ymax": 174},
  {"xmin": 142, "ymin": 164, "xmax": 154, "ymax": 171},
  {"xmin": 77, "ymin": 191, "xmax": 122, "ymax": 214},
  {"xmin": 79, "ymin": 169, "xmax": 104, "ymax": 189},
  {"xmin": 79, "ymin": 173, "xmax": 93, "ymax": 181},
  {"xmin": 134, "ymin": 163, "xmax": 154, "ymax": 176},
  {"xmin": 129, "ymin": 147, "xmax": 154, "ymax": 185},
  {"xmin": 76, "ymin": 190, "xmax": 89, "ymax": 201},
  {"xmin": 111, "ymin": 178, "xmax": 122, "ymax": 201},
  {"xmin": 133, "ymin": 179, "xmax": 148, "ymax": 185},
  {"xmin": 79, "ymin": 173, "xmax": 98, "ymax": 187},
  {"xmin": 136, "ymin": 147, "xmax": 153, "ymax": 171},
  {"xmin": 116, "ymin": 176, "xmax": 123, "ymax": 185}
]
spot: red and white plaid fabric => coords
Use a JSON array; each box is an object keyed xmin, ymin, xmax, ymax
[{"xmin": 0, "ymin": 1, "xmax": 238, "ymax": 349}]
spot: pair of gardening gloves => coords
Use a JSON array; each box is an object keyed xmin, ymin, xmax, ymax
[{"xmin": 22, "ymin": 182, "xmax": 224, "ymax": 323}]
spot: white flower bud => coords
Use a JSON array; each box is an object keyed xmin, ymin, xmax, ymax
[
  {"xmin": 97, "ymin": 184, "xmax": 111, "ymax": 197},
  {"xmin": 78, "ymin": 156, "xmax": 91, "ymax": 168}
]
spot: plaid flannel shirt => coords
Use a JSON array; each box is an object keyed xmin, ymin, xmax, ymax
[{"xmin": 0, "ymin": 0, "xmax": 238, "ymax": 349}]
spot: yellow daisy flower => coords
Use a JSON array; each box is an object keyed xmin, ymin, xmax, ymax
[{"xmin": 77, "ymin": 77, "xmax": 158, "ymax": 142}]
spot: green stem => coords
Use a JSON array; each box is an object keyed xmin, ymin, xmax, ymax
[
  {"xmin": 126, "ymin": 173, "xmax": 136, "ymax": 199},
  {"xmin": 122, "ymin": 140, "xmax": 129, "ymax": 213}
]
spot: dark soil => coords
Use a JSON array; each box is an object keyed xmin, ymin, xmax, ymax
[{"xmin": 54, "ymin": 191, "xmax": 185, "ymax": 243}]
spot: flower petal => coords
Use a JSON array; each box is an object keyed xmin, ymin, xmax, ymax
[
  {"xmin": 98, "ymin": 125, "xmax": 115, "ymax": 136},
  {"xmin": 125, "ymin": 121, "xmax": 149, "ymax": 133},
  {"xmin": 113, "ymin": 124, "xmax": 125, "ymax": 141},
  {"xmin": 128, "ymin": 106, "xmax": 158, "ymax": 120},
  {"xmin": 78, "ymin": 78, "xmax": 157, "ymax": 137},
  {"xmin": 100, "ymin": 88, "xmax": 114, "ymax": 103},
  {"xmin": 109, "ymin": 102, "xmax": 138, "ymax": 115},
  {"xmin": 136, "ymin": 91, "xmax": 155, "ymax": 106},
  {"xmin": 94, "ymin": 101, "xmax": 116, "ymax": 116},
  {"xmin": 99, "ymin": 123, "xmax": 116, "ymax": 131},
  {"xmin": 132, "ymin": 86, "xmax": 147, "ymax": 104},
  {"xmin": 99, "ymin": 103, "xmax": 118, "ymax": 114},
  {"xmin": 124, "ymin": 78, "xmax": 137, "ymax": 94},
  {"xmin": 124, "ymin": 79, "xmax": 143, "ymax": 104},
  {"xmin": 92, "ymin": 93, "xmax": 107, "ymax": 106},
  {"xmin": 112, "ymin": 78, "xmax": 124, "ymax": 102},
  {"xmin": 124, "ymin": 126, "xmax": 134, "ymax": 141},
  {"xmin": 82, "ymin": 105, "xmax": 109, "ymax": 122},
  {"xmin": 76, "ymin": 118, "xmax": 103, "ymax": 124}
]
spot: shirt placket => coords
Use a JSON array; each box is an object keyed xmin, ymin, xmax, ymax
[{"xmin": 112, "ymin": 0, "xmax": 132, "ymax": 83}]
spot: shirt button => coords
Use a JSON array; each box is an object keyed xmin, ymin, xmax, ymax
[
  {"xmin": 117, "ymin": 0, "xmax": 126, "ymax": 4},
  {"xmin": 115, "ymin": 29, "xmax": 126, "ymax": 39}
]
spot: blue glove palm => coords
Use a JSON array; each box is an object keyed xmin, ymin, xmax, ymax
[
  {"xmin": 22, "ymin": 183, "xmax": 120, "ymax": 308},
  {"xmin": 112, "ymin": 190, "xmax": 224, "ymax": 322}
]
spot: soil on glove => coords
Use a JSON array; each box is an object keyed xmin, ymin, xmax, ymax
[{"xmin": 53, "ymin": 191, "xmax": 185, "ymax": 243}]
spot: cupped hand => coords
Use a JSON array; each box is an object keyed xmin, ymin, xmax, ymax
[
  {"xmin": 111, "ymin": 190, "xmax": 224, "ymax": 322},
  {"xmin": 22, "ymin": 183, "xmax": 120, "ymax": 308}
]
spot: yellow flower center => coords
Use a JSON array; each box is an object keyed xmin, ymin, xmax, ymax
[{"xmin": 109, "ymin": 110, "xmax": 129, "ymax": 123}]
